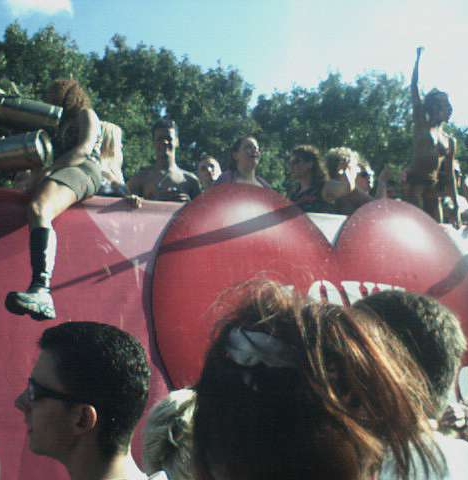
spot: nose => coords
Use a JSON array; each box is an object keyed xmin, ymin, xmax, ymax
[{"xmin": 15, "ymin": 389, "xmax": 30, "ymax": 412}]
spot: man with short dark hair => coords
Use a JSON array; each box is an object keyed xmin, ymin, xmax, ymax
[
  {"xmin": 15, "ymin": 321, "xmax": 151, "ymax": 480},
  {"xmin": 355, "ymin": 291, "xmax": 468, "ymax": 480},
  {"xmin": 127, "ymin": 118, "xmax": 201, "ymax": 203}
]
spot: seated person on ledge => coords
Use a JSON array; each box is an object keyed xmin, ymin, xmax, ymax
[
  {"xmin": 97, "ymin": 121, "xmax": 129, "ymax": 197},
  {"xmin": 126, "ymin": 118, "xmax": 201, "ymax": 204}
]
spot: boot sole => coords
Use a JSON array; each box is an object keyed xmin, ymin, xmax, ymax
[{"xmin": 5, "ymin": 292, "xmax": 56, "ymax": 321}]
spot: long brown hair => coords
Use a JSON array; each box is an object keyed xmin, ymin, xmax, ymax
[{"xmin": 193, "ymin": 280, "xmax": 441, "ymax": 480}]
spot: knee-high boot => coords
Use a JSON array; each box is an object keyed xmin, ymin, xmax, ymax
[{"xmin": 5, "ymin": 227, "xmax": 57, "ymax": 320}]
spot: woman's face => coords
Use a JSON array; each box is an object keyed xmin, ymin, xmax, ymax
[
  {"xmin": 290, "ymin": 154, "xmax": 312, "ymax": 181},
  {"xmin": 233, "ymin": 137, "xmax": 261, "ymax": 174},
  {"xmin": 356, "ymin": 167, "xmax": 374, "ymax": 193},
  {"xmin": 429, "ymin": 95, "xmax": 453, "ymax": 123}
]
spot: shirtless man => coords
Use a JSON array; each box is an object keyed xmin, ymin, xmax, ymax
[{"xmin": 127, "ymin": 119, "xmax": 201, "ymax": 203}]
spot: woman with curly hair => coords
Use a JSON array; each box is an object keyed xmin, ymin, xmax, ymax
[
  {"xmin": 321, "ymin": 146, "xmax": 373, "ymax": 214},
  {"xmin": 406, "ymin": 47, "xmax": 459, "ymax": 225},
  {"xmin": 193, "ymin": 280, "xmax": 443, "ymax": 480},
  {"xmin": 288, "ymin": 144, "xmax": 332, "ymax": 213},
  {"xmin": 5, "ymin": 79, "xmax": 102, "ymax": 320}
]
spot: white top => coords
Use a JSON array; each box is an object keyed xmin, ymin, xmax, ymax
[{"xmin": 380, "ymin": 432, "xmax": 468, "ymax": 479}]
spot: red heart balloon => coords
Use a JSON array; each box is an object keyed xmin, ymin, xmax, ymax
[{"xmin": 152, "ymin": 185, "xmax": 468, "ymax": 388}]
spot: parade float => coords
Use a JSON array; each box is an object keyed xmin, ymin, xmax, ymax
[{"xmin": 0, "ymin": 184, "xmax": 467, "ymax": 479}]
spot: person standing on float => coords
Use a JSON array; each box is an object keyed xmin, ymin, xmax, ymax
[
  {"xmin": 406, "ymin": 47, "xmax": 459, "ymax": 226},
  {"xmin": 5, "ymin": 79, "xmax": 102, "ymax": 321}
]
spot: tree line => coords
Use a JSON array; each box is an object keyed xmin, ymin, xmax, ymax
[{"xmin": 1, "ymin": 22, "xmax": 467, "ymax": 193}]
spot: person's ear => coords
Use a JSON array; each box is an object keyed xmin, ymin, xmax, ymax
[{"xmin": 73, "ymin": 404, "xmax": 98, "ymax": 434}]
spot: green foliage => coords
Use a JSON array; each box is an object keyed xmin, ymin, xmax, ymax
[{"xmin": 1, "ymin": 22, "xmax": 467, "ymax": 192}]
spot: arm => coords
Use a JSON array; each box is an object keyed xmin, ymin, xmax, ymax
[
  {"xmin": 447, "ymin": 138, "xmax": 461, "ymax": 228},
  {"xmin": 411, "ymin": 47, "xmax": 424, "ymax": 122},
  {"xmin": 375, "ymin": 165, "xmax": 392, "ymax": 199},
  {"xmin": 51, "ymin": 109, "xmax": 101, "ymax": 169}
]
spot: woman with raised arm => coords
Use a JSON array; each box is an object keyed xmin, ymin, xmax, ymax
[
  {"xmin": 193, "ymin": 280, "xmax": 443, "ymax": 480},
  {"xmin": 406, "ymin": 47, "xmax": 459, "ymax": 225},
  {"xmin": 5, "ymin": 79, "xmax": 102, "ymax": 321}
]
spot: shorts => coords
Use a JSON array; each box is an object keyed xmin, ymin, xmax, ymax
[{"xmin": 48, "ymin": 160, "xmax": 102, "ymax": 201}]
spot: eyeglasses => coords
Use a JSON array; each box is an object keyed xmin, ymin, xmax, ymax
[
  {"xmin": 200, "ymin": 163, "xmax": 216, "ymax": 171},
  {"xmin": 28, "ymin": 377, "xmax": 87, "ymax": 404}
]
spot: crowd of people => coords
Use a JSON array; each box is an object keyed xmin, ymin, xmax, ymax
[
  {"xmin": 14, "ymin": 282, "xmax": 468, "ymax": 480},
  {"xmin": 0, "ymin": 62, "xmax": 466, "ymax": 324},
  {"xmin": 2, "ymin": 48, "xmax": 468, "ymax": 479}
]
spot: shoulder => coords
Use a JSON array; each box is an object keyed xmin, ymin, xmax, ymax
[
  {"xmin": 148, "ymin": 472, "xmax": 169, "ymax": 480},
  {"xmin": 434, "ymin": 433, "xmax": 468, "ymax": 479},
  {"xmin": 215, "ymin": 170, "xmax": 234, "ymax": 185},
  {"xmin": 78, "ymin": 108, "xmax": 99, "ymax": 123},
  {"xmin": 257, "ymin": 176, "xmax": 272, "ymax": 189},
  {"xmin": 127, "ymin": 166, "xmax": 153, "ymax": 185},
  {"xmin": 182, "ymin": 170, "xmax": 200, "ymax": 183}
]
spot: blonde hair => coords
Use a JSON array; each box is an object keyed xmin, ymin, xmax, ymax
[
  {"xmin": 100, "ymin": 121, "xmax": 124, "ymax": 184},
  {"xmin": 325, "ymin": 147, "xmax": 360, "ymax": 179},
  {"xmin": 143, "ymin": 389, "xmax": 196, "ymax": 480}
]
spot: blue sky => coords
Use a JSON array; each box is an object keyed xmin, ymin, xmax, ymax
[{"xmin": 1, "ymin": 0, "xmax": 468, "ymax": 125}]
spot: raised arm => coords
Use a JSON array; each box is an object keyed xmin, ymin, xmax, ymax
[{"xmin": 411, "ymin": 47, "xmax": 424, "ymax": 116}]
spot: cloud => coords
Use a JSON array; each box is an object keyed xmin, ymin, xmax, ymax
[{"xmin": 5, "ymin": 0, "xmax": 73, "ymax": 16}]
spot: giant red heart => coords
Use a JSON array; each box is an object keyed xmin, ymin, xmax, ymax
[{"xmin": 152, "ymin": 185, "xmax": 468, "ymax": 388}]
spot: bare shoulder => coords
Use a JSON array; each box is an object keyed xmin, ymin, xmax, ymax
[
  {"xmin": 78, "ymin": 108, "xmax": 99, "ymax": 125},
  {"xmin": 322, "ymin": 179, "xmax": 348, "ymax": 202},
  {"xmin": 182, "ymin": 170, "xmax": 200, "ymax": 183}
]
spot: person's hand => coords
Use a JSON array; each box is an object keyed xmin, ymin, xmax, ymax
[
  {"xmin": 378, "ymin": 165, "xmax": 392, "ymax": 183},
  {"xmin": 125, "ymin": 194, "xmax": 143, "ymax": 209},
  {"xmin": 439, "ymin": 402, "xmax": 468, "ymax": 431},
  {"xmin": 453, "ymin": 207, "xmax": 462, "ymax": 230},
  {"xmin": 158, "ymin": 188, "xmax": 190, "ymax": 202}
]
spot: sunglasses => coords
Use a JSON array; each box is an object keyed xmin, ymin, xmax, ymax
[
  {"xmin": 28, "ymin": 377, "xmax": 87, "ymax": 404},
  {"xmin": 200, "ymin": 163, "xmax": 216, "ymax": 171}
]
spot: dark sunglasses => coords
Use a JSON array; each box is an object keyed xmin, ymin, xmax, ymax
[{"xmin": 28, "ymin": 377, "xmax": 87, "ymax": 404}]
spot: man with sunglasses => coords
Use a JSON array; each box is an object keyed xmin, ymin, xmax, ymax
[{"xmin": 15, "ymin": 321, "xmax": 151, "ymax": 480}]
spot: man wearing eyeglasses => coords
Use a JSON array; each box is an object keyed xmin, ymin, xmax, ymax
[{"xmin": 15, "ymin": 322, "xmax": 151, "ymax": 480}]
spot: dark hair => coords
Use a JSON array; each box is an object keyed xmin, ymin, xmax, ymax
[
  {"xmin": 423, "ymin": 89, "xmax": 453, "ymax": 121},
  {"xmin": 46, "ymin": 79, "xmax": 92, "ymax": 120},
  {"xmin": 152, "ymin": 118, "xmax": 179, "ymax": 138},
  {"xmin": 355, "ymin": 291, "xmax": 466, "ymax": 413},
  {"xmin": 193, "ymin": 281, "xmax": 440, "ymax": 480},
  {"xmin": 291, "ymin": 144, "xmax": 329, "ymax": 186},
  {"xmin": 39, "ymin": 322, "xmax": 151, "ymax": 458},
  {"xmin": 229, "ymin": 135, "xmax": 258, "ymax": 171}
]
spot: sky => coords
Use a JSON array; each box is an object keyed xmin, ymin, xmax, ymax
[{"xmin": 1, "ymin": 0, "xmax": 468, "ymax": 126}]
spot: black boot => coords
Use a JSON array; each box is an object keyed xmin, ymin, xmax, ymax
[{"xmin": 5, "ymin": 227, "xmax": 57, "ymax": 320}]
